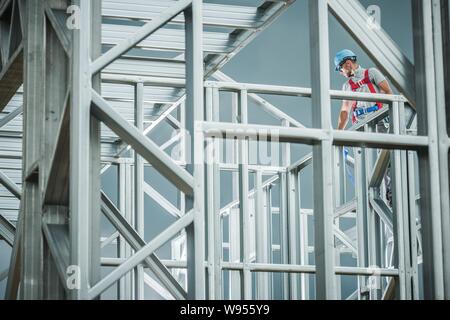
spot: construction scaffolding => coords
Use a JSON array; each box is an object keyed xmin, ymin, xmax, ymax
[{"xmin": 0, "ymin": 0, "xmax": 449, "ymax": 300}]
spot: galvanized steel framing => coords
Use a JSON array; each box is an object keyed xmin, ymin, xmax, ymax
[{"xmin": 0, "ymin": 0, "xmax": 448, "ymax": 300}]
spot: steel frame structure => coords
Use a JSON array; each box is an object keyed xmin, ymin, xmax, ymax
[{"xmin": 0, "ymin": 0, "xmax": 449, "ymax": 300}]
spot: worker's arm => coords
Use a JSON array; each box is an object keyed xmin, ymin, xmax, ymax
[
  {"xmin": 378, "ymin": 80, "xmax": 393, "ymax": 95},
  {"xmin": 338, "ymin": 99, "xmax": 353, "ymax": 130}
]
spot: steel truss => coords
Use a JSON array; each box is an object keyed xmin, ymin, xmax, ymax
[{"xmin": 0, "ymin": 0, "xmax": 448, "ymax": 300}]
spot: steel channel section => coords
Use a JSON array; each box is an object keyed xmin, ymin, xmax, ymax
[
  {"xmin": 264, "ymin": 185, "xmax": 273, "ymax": 298},
  {"xmin": 287, "ymin": 168, "xmax": 299, "ymax": 299},
  {"xmin": 134, "ymin": 82, "xmax": 145, "ymax": 300},
  {"xmin": 366, "ymin": 123, "xmax": 381, "ymax": 300},
  {"xmin": 238, "ymin": 89, "xmax": 252, "ymax": 299},
  {"xmin": 212, "ymin": 88, "xmax": 222, "ymax": 299},
  {"xmin": 205, "ymin": 87, "xmax": 222, "ymax": 299},
  {"xmin": 354, "ymin": 146, "xmax": 370, "ymax": 299},
  {"xmin": 407, "ymin": 150, "xmax": 420, "ymax": 299},
  {"xmin": 431, "ymin": 0, "xmax": 450, "ymax": 298},
  {"xmin": 70, "ymin": 0, "xmax": 93, "ymax": 300},
  {"xmin": 14, "ymin": 0, "xmax": 45, "ymax": 299},
  {"xmin": 255, "ymin": 169, "xmax": 269, "ymax": 299},
  {"xmin": 391, "ymin": 101, "xmax": 412, "ymax": 299},
  {"xmin": 412, "ymin": 0, "xmax": 445, "ymax": 299},
  {"xmin": 333, "ymin": 146, "xmax": 342, "ymax": 299},
  {"xmin": 90, "ymin": 0, "xmax": 103, "ymax": 299},
  {"xmin": 1, "ymin": 0, "xmax": 446, "ymax": 301},
  {"xmin": 280, "ymin": 119, "xmax": 291, "ymax": 299},
  {"xmin": 118, "ymin": 163, "xmax": 134, "ymax": 299},
  {"xmin": 229, "ymin": 92, "xmax": 241, "ymax": 299},
  {"xmin": 202, "ymin": 122, "xmax": 428, "ymax": 150},
  {"xmin": 309, "ymin": 0, "xmax": 336, "ymax": 299},
  {"xmin": 184, "ymin": 0, "xmax": 205, "ymax": 299},
  {"xmin": 42, "ymin": 0, "xmax": 73, "ymax": 300}
]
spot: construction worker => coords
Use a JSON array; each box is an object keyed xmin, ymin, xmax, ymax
[
  {"xmin": 335, "ymin": 49, "xmax": 393, "ymax": 129},
  {"xmin": 334, "ymin": 49, "xmax": 393, "ymax": 206}
]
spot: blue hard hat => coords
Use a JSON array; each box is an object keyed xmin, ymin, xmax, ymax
[{"xmin": 334, "ymin": 49, "xmax": 357, "ymax": 71}]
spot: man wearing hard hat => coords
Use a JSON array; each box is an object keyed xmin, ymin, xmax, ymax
[
  {"xmin": 335, "ymin": 49, "xmax": 393, "ymax": 129},
  {"xmin": 335, "ymin": 49, "xmax": 393, "ymax": 206}
]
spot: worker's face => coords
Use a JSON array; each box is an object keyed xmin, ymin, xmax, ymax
[{"xmin": 340, "ymin": 59, "xmax": 357, "ymax": 78}]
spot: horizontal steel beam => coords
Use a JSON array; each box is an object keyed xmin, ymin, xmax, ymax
[
  {"xmin": 101, "ymin": 257, "xmax": 188, "ymax": 269},
  {"xmin": 204, "ymin": 81, "xmax": 406, "ymax": 103},
  {"xmin": 221, "ymin": 262, "xmax": 399, "ymax": 277},
  {"xmin": 212, "ymin": 71, "xmax": 306, "ymax": 128},
  {"xmin": 91, "ymin": 90, "xmax": 194, "ymax": 195},
  {"xmin": 202, "ymin": 122, "xmax": 429, "ymax": 150}
]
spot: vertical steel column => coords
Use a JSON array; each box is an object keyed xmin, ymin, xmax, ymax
[
  {"xmin": 205, "ymin": 87, "xmax": 214, "ymax": 298},
  {"xmin": 299, "ymin": 193, "xmax": 310, "ymax": 300},
  {"xmin": 354, "ymin": 148, "xmax": 369, "ymax": 299},
  {"xmin": 280, "ymin": 119, "xmax": 290, "ymax": 299},
  {"xmin": 118, "ymin": 162, "xmax": 133, "ymax": 300},
  {"xmin": 407, "ymin": 150, "xmax": 420, "ymax": 299},
  {"xmin": 229, "ymin": 92, "xmax": 241, "ymax": 299},
  {"xmin": 18, "ymin": 1, "xmax": 45, "ymax": 298},
  {"xmin": 333, "ymin": 146, "xmax": 342, "ymax": 299},
  {"xmin": 432, "ymin": 0, "xmax": 450, "ymax": 298},
  {"xmin": 366, "ymin": 124, "xmax": 380, "ymax": 300},
  {"xmin": 42, "ymin": 0, "xmax": 71, "ymax": 299},
  {"xmin": 366, "ymin": 122, "xmax": 378, "ymax": 300},
  {"xmin": 255, "ymin": 169, "xmax": 269, "ymax": 299},
  {"xmin": 205, "ymin": 87, "xmax": 222, "ymax": 299},
  {"xmin": 391, "ymin": 100, "xmax": 412, "ymax": 300},
  {"xmin": 134, "ymin": 81, "xmax": 145, "ymax": 300},
  {"xmin": 309, "ymin": 0, "xmax": 336, "ymax": 299},
  {"xmin": 70, "ymin": 0, "xmax": 92, "ymax": 300},
  {"xmin": 238, "ymin": 89, "xmax": 251, "ymax": 299},
  {"xmin": 89, "ymin": 0, "xmax": 102, "ymax": 298},
  {"xmin": 185, "ymin": 0, "xmax": 205, "ymax": 299},
  {"xmin": 212, "ymin": 88, "xmax": 222, "ymax": 299},
  {"xmin": 264, "ymin": 183, "xmax": 273, "ymax": 298},
  {"xmin": 412, "ymin": 0, "xmax": 445, "ymax": 299},
  {"xmin": 287, "ymin": 168, "xmax": 299, "ymax": 299}
]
